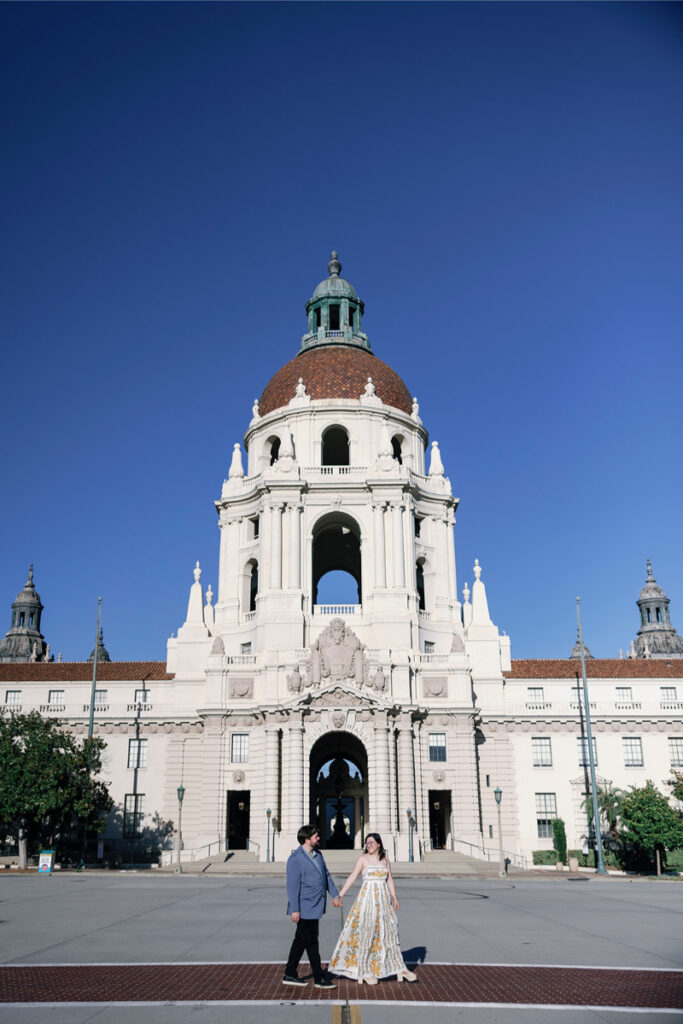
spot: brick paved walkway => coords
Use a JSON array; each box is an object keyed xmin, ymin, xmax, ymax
[{"xmin": 1, "ymin": 963, "xmax": 681, "ymax": 1009}]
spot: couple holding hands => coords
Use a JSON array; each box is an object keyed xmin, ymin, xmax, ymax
[{"xmin": 283, "ymin": 824, "xmax": 417, "ymax": 988}]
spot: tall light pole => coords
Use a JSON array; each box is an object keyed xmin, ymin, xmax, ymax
[
  {"xmin": 176, "ymin": 784, "xmax": 185, "ymax": 874},
  {"xmin": 576, "ymin": 597, "xmax": 607, "ymax": 875},
  {"xmin": 87, "ymin": 598, "xmax": 103, "ymax": 738},
  {"xmin": 406, "ymin": 808, "xmax": 414, "ymax": 863},
  {"xmin": 266, "ymin": 808, "xmax": 271, "ymax": 863},
  {"xmin": 494, "ymin": 786, "xmax": 505, "ymax": 877}
]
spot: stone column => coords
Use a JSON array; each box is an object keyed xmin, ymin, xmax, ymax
[
  {"xmin": 373, "ymin": 503, "xmax": 386, "ymax": 588},
  {"xmin": 218, "ymin": 518, "xmax": 238, "ymax": 604},
  {"xmin": 397, "ymin": 715, "xmax": 416, "ymax": 827},
  {"xmin": 403, "ymin": 504, "xmax": 415, "ymax": 593},
  {"xmin": 446, "ymin": 514, "xmax": 457, "ymax": 601},
  {"xmin": 392, "ymin": 503, "xmax": 405, "ymax": 588},
  {"xmin": 264, "ymin": 724, "xmax": 280, "ymax": 830},
  {"xmin": 270, "ymin": 504, "xmax": 282, "ymax": 589},
  {"xmin": 372, "ymin": 714, "xmax": 391, "ymax": 833},
  {"xmin": 289, "ymin": 505, "xmax": 301, "ymax": 589},
  {"xmin": 286, "ymin": 717, "xmax": 305, "ymax": 833}
]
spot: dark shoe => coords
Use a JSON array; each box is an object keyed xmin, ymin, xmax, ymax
[
  {"xmin": 282, "ymin": 973, "xmax": 307, "ymax": 986},
  {"xmin": 314, "ymin": 976, "xmax": 337, "ymax": 989}
]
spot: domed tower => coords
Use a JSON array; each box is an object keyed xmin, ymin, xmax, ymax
[
  {"xmin": 0, "ymin": 566, "xmax": 48, "ymax": 663},
  {"xmin": 633, "ymin": 560, "xmax": 683, "ymax": 658},
  {"xmin": 168, "ymin": 255, "xmax": 509, "ymax": 861}
]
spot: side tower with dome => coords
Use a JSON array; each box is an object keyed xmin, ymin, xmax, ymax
[{"xmin": 166, "ymin": 254, "xmax": 511, "ymax": 861}]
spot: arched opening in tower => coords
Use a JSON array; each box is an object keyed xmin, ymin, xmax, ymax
[
  {"xmin": 312, "ymin": 514, "xmax": 361, "ymax": 606},
  {"xmin": 309, "ymin": 731, "xmax": 368, "ymax": 849},
  {"xmin": 321, "ymin": 426, "xmax": 349, "ymax": 466},
  {"xmin": 416, "ymin": 558, "xmax": 426, "ymax": 611}
]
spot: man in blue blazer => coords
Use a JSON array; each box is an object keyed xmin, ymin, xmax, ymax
[{"xmin": 283, "ymin": 824, "xmax": 341, "ymax": 988}]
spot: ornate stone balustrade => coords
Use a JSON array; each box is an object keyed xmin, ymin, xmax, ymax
[{"xmin": 313, "ymin": 604, "xmax": 360, "ymax": 616}]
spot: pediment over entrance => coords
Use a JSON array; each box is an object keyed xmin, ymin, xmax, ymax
[{"xmin": 303, "ymin": 679, "xmax": 389, "ymax": 712}]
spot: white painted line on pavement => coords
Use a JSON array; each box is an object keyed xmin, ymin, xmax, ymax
[
  {"xmin": 1, "ymin": 960, "xmax": 681, "ymax": 972},
  {"xmin": 0, "ymin": 1002, "xmax": 680, "ymax": 1014}
]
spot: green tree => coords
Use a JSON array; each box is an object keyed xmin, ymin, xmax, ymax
[
  {"xmin": 667, "ymin": 770, "xmax": 683, "ymax": 804},
  {"xmin": 582, "ymin": 782, "xmax": 624, "ymax": 850},
  {"xmin": 552, "ymin": 818, "xmax": 567, "ymax": 863},
  {"xmin": 619, "ymin": 780, "xmax": 683, "ymax": 872},
  {"xmin": 0, "ymin": 712, "xmax": 112, "ymax": 869}
]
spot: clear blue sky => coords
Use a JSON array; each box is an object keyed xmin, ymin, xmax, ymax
[{"xmin": 2, "ymin": 2, "xmax": 682, "ymax": 662}]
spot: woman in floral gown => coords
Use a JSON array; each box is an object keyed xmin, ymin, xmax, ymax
[{"xmin": 328, "ymin": 833, "xmax": 417, "ymax": 984}]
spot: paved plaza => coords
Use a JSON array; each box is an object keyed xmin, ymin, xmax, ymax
[{"xmin": 0, "ymin": 872, "xmax": 681, "ymax": 1023}]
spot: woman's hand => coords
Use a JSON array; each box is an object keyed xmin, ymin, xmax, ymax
[{"xmin": 393, "ymin": 897, "xmax": 399, "ymax": 911}]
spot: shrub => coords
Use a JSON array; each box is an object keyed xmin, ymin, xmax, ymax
[
  {"xmin": 532, "ymin": 849, "xmax": 559, "ymax": 865},
  {"xmin": 552, "ymin": 818, "xmax": 567, "ymax": 864}
]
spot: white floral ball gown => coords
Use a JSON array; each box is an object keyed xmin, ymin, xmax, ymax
[{"xmin": 329, "ymin": 864, "xmax": 408, "ymax": 980}]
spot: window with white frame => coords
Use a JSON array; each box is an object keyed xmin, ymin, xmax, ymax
[
  {"xmin": 527, "ymin": 687, "xmax": 545, "ymax": 702},
  {"xmin": 661, "ymin": 687, "xmax": 677, "ymax": 702},
  {"xmin": 134, "ymin": 688, "xmax": 150, "ymax": 704},
  {"xmin": 231, "ymin": 734, "xmax": 249, "ymax": 763},
  {"xmin": 241, "ymin": 642, "xmax": 252, "ymax": 655},
  {"xmin": 615, "ymin": 687, "xmax": 632, "ymax": 702},
  {"xmin": 48, "ymin": 690, "xmax": 64, "ymax": 705},
  {"xmin": 123, "ymin": 794, "xmax": 144, "ymax": 838},
  {"xmin": 127, "ymin": 738, "xmax": 148, "ymax": 769},
  {"xmin": 428, "ymin": 733, "xmax": 447, "ymax": 762},
  {"xmin": 577, "ymin": 737, "xmax": 598, "ymax": 766},
  {"xmin": 94, "ymin": 689, "xmax": 108, "ymax": 704},
  {"xmin": 623, "ymin": 736, "xmax": 643, "ymax": 767},
  {"xmin": 5, "ymin": 690, "xmax": 21, "ymax": 705},
  {"xmin": 668, "ymin": 737, "xmax": 683, "ymax": 768},
  {"xmin": 424, "ymin": 641, "xmax": 435, "ymax": 654},
  {"xmin": 535, "ymin": 793, "xmax": 557, "ymax": 838},
  {"xmin": 532, "ymin": 737, "xmax": 552, "ymax": 767}
]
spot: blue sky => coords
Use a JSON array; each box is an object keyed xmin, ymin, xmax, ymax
[{"xmin": 1, "ymin": 2, "xmax": 682, "ymax": 661}]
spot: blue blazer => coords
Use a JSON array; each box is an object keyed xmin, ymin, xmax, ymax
[{"xmin": 286, "ymin": 845, "xmax": 339, "ymax": 920}]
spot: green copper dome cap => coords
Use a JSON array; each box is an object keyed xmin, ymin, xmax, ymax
[
  {"xmin": 310, "ymin": 252, "xmax": 359, "ymax": 301},
  {"xmin": 301, "ymin": 252, "xmax": 370, "ymax": 353}
]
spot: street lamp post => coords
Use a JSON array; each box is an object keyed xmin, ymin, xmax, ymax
[
  {"xmin": 176, "ymin": 784, "xmax": 185, "ymax": 874},
  {"xmin": 266, "ymin": 808, "xmax": 271, "ymax": 863},
  {"xmin": 494, "ymin": 786, "xmax": 505, "ymax": 877},
  {"xmin": 406, "ymin": 808, "xmax": 414, "ymax": 863},
  {"xmin": 576, "ymin": 598, "xmax": 607, "ymax": 875}
]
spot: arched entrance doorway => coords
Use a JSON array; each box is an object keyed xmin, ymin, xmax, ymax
[{"xmin": 309, "ymin": 732, "xmax": 368, "ymax": 850}]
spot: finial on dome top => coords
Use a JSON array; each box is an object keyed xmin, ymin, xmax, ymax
[
  {"xmin": 27, "ymin": 565, "xmax": 34, "ymax": 586},
  {"xmin": 473, "ymin": 558, "xmax": 482, "ymax": 581},
  {"xmin": 193, "ymin": 560, "xmax": 201, "ymax": 584},
  {"xmin": 646, "ymin": 558, "xmax": 654, "ymax": 581},
  {"xmin": 328, "ymin": 251, "xmax": 342, "ymax": 277}
]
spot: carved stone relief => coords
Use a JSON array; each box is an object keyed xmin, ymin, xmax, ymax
[
  {"xmin": 432, "ymin": 771, "xmax": 446, "ymax": 784},
  {"xmin": 423, "ymin": 677, "xmax": 448, "ymax": 698},
  {"xmin": 232, "ymin": 770, "xmax": 245, "ymax": 784},
  {"xmin": 310, "ymin": 619, "xmax": 367, "ymax": 687},
  {"xmin": 230, "ymin": 677, "xmax": 254, "ymax": 699},
  {"xmin": 332, "ymin": 711, "xmax": 346, "ymax": 729}
]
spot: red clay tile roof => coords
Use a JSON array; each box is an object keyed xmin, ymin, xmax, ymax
[
  {"xmin": 0, "ymin": 662, "xmax": 172, "ymax": 682},
  {"xmin": 506, "ymin": 658, "xmax": 683, "ymax": 679},
  {"xmin": 259, "ymin": 346, "xmax": 412, "ymax": 416}
]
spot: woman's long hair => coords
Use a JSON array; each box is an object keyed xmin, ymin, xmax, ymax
[{"xmin": 364, "ymin": 832, "xmax": 386, "ymax": 861}]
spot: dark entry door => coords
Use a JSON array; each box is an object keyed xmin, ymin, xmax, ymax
[
  {"xmin": 227, "ymin": 790, "xmax": 250, "ymax": 850},
  {"xmin": 429, "ymin": 790, "xmax": 450, "ymax": 850}
]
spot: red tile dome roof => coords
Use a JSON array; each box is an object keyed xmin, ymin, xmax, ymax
[{"xmin": 259, "ymin": 346, "xmax": 413, "ymax": 416}]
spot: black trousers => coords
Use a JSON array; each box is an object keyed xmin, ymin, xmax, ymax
[{"xmin": 285, "ymin": 917, "xmax": 323, "ymax": 980}]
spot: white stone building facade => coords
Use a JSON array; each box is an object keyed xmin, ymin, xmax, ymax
[{"xmin": 1, "ymin": 256, "xmax": 682, "ymax": 865}]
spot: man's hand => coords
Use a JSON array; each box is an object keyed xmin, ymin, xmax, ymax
[
  {"xmin": 332, "ymin": 897, "xmax": 342, "ymax": 907},
  {"xmin": 291, "ymin": 911, "xmax": 300, "ymax": 923}
]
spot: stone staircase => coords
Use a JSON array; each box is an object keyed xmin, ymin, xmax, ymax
[{"xmin": 160, "ymin": 847, "xmax": 516, "ymax": 877}]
